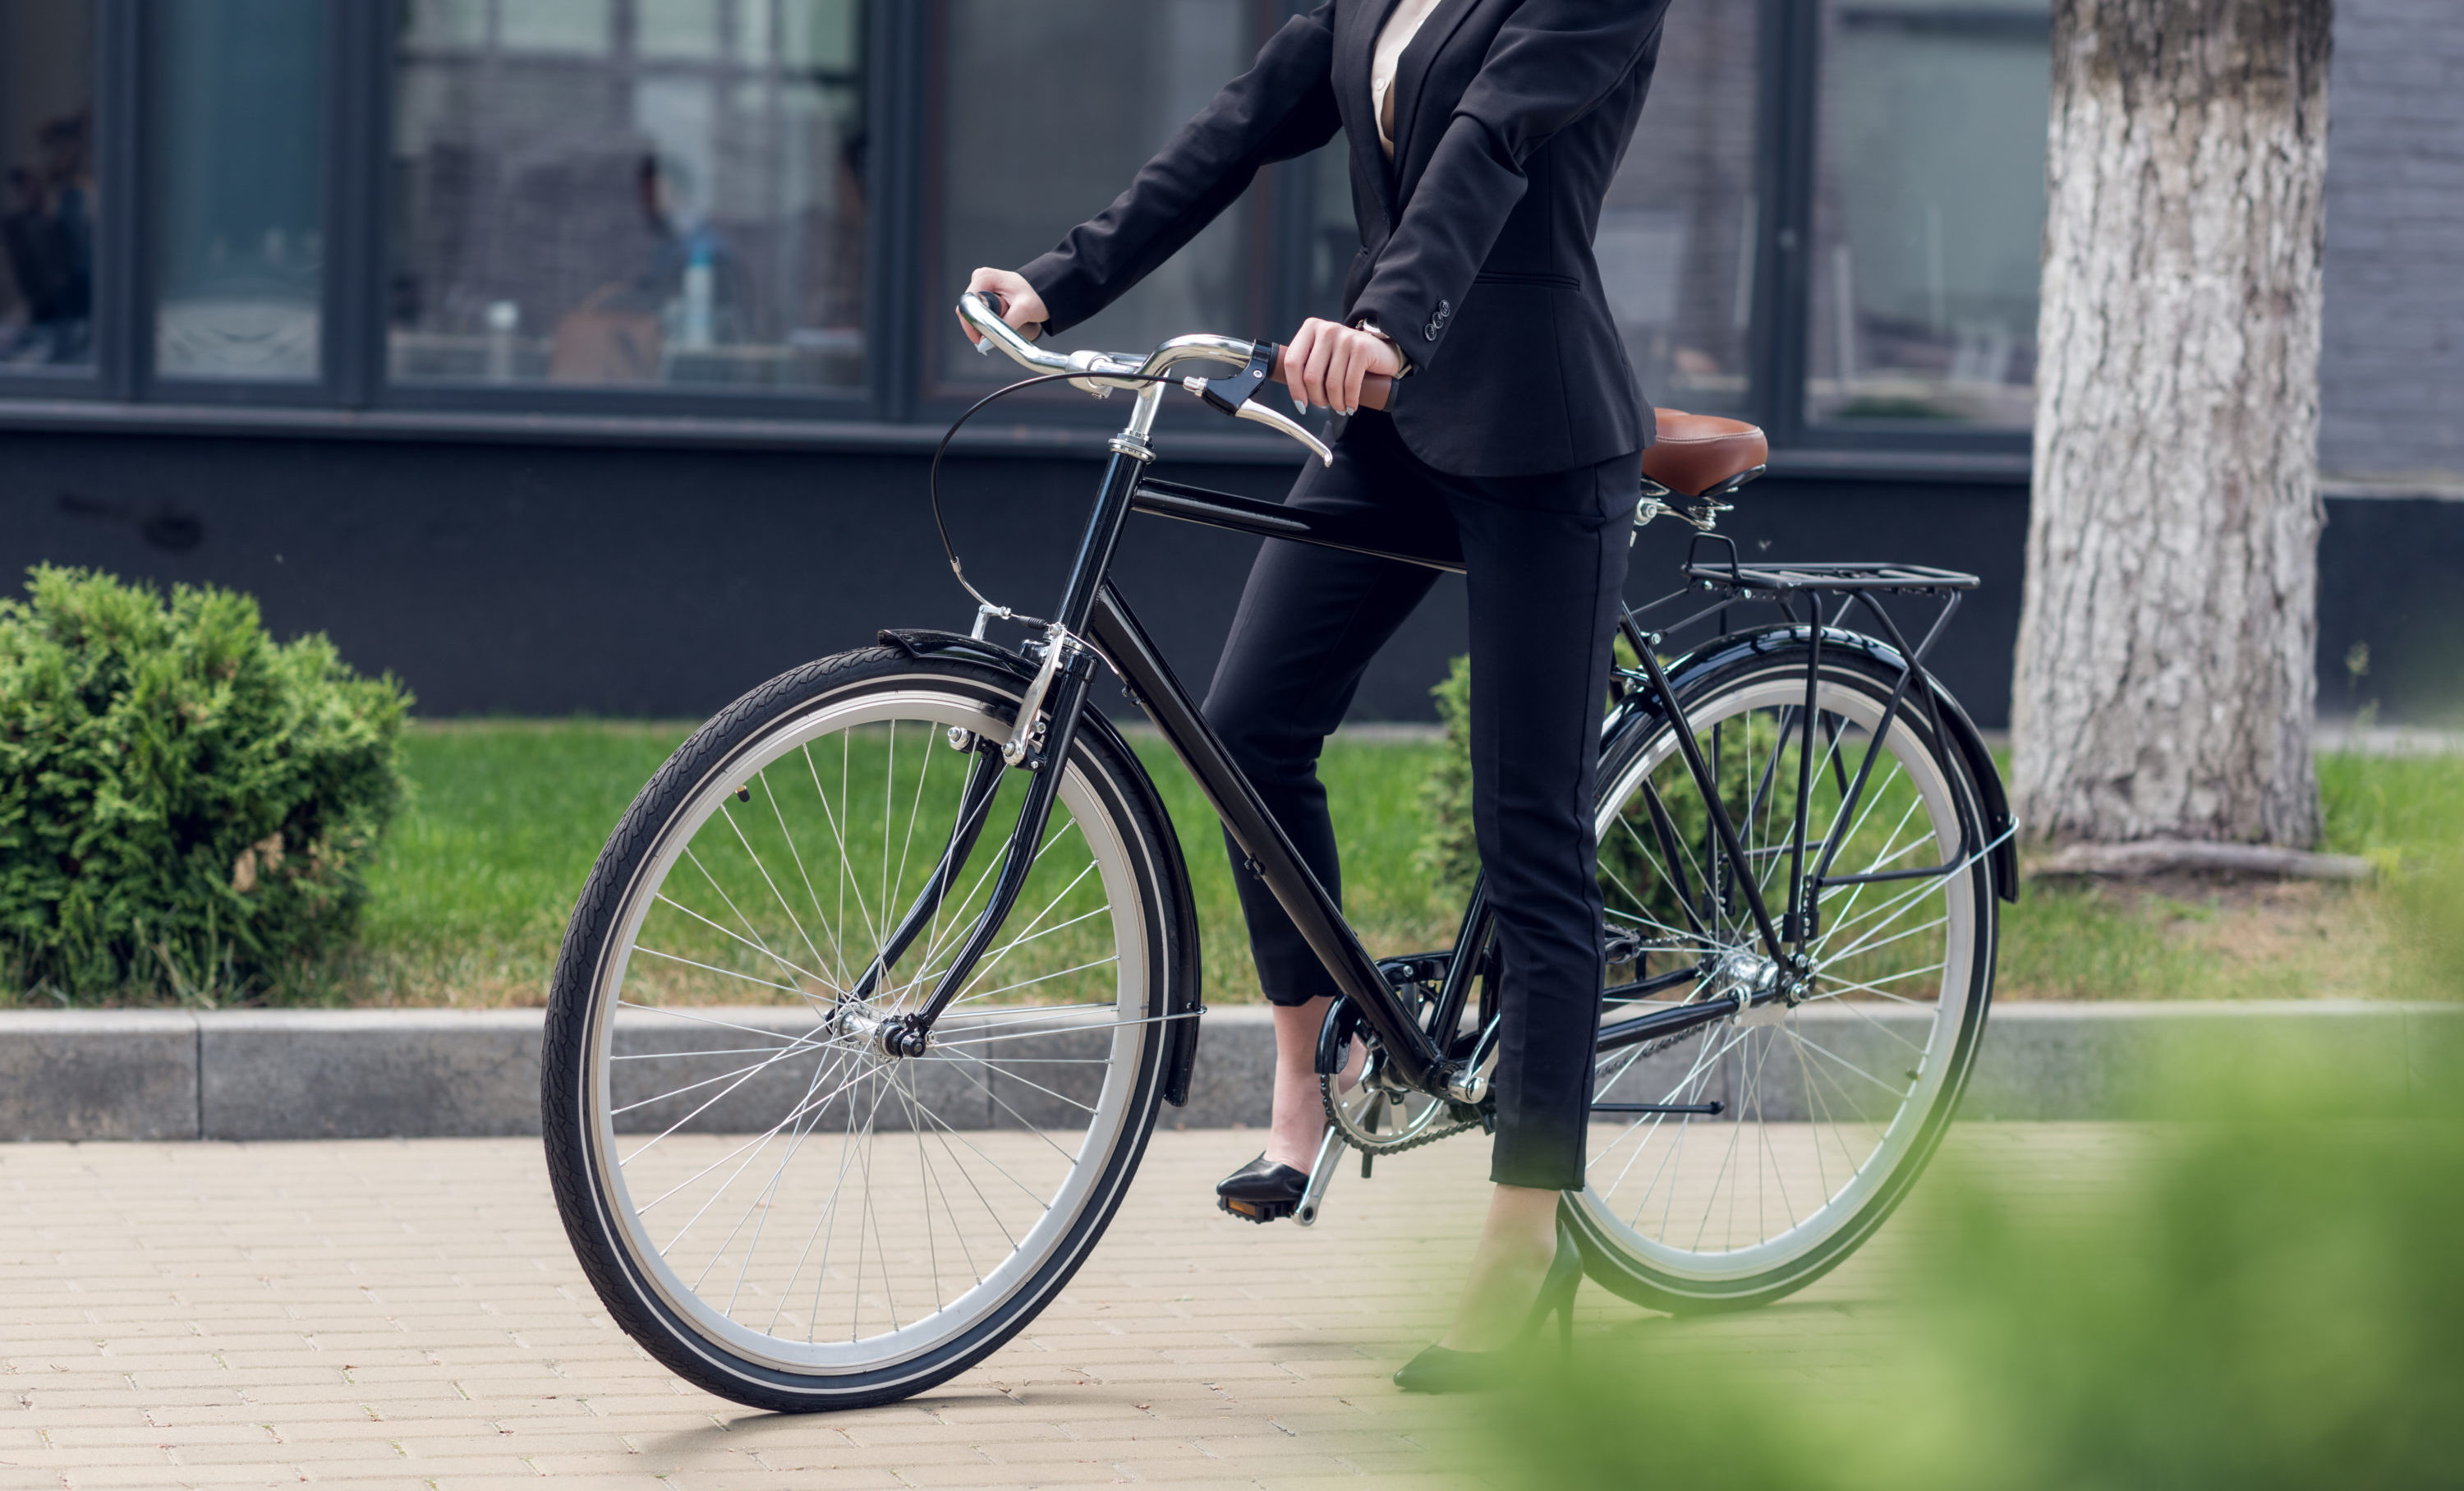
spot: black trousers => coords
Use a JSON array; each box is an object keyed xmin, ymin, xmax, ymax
[{"xmin": 1201, "ymin": 411, "xmax": 1639, "ymax": 1191}]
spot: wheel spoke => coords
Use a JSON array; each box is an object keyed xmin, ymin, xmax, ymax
[
  {"xmin": 556, "ymin": 680, "xmax": 1171, "ymax": 1387},
  {"xmin": 1581, "ymin": 657, "xmax": 1988, "ymax": 1282}
]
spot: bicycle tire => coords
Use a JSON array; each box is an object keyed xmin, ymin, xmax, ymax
[
  {"xmin": 543, "ymin": 647, "xmax": 1190, "ymax": 1410},
  {"xmin": 1567, "ymin": 637, "xmax": 1999, "ymax": 1313}
]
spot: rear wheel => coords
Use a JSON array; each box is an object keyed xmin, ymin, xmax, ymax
[
  {"xmin": 1568, "ymin": 641, "xmax": 1999, "ymax": 1312},
  {"xmin": 543, "ymin": 647, "xmax": 1188, "ymax": 1410}
]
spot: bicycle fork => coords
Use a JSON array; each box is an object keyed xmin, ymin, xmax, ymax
[{"xmin": 863, "ymin": 424, "xmax": 1156, "ymax": 1055}]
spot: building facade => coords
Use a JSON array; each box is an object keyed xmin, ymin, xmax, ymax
[{"xmin": 2, "ymin": 0, "xmax": 2457, "ymax": 725}]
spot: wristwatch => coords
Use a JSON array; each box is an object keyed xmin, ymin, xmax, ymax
[{"xmin": 1352, "ymin": 318, "xmax": 1413, "ymax": 377}]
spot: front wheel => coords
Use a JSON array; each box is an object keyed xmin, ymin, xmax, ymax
[
  {"xmin": 542, "ymin": 647, "xmax": 1190, "ymax": 1410},
  {"xmin": 1569, "ymin": 639, "xmax": 2000, "ymax": 1313}
]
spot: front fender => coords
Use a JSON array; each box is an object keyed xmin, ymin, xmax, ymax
[
  {"xmin": 1606, "ymin": 624, "xmax": 2017, "ymax": 902},
  {"xmin": 877, "ymin": 628, "xmax": 1207, "ymax": 1104}
]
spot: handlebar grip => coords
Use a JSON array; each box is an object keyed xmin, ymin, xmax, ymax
[{"xmin": 1265, "ymin": 345, "xmax": 1392, "ymax": 412}]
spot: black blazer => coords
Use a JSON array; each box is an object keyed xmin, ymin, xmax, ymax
[{"xmin": 1019, "ymin": 0, "xmax": 1671, "ymax": 479}]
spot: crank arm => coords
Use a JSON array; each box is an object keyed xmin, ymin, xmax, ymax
[{"xmin": 1294, "ymin": 1123, "xmax": 1345, "ymax": 1226}]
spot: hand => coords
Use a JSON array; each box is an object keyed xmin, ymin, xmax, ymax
[
  {"xmin": 960, "ymin": 267, "xmax": 1048, "ymax": 344},
  {"xmin": 1285, "ymin": 317, "xmax": 1402, "ymax": 416}
]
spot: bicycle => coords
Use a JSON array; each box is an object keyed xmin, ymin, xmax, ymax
[{"xmin": 540, "ymin": 291, "xmax": 2020, "ymax": 1411}]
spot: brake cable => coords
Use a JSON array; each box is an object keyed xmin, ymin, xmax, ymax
[{"xmin": 925, "ymin": 370, "xmax": 1183, "ymax": 624}]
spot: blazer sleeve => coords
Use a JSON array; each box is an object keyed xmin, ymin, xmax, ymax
[
  {"xmin": 1018, "ymin": 5, "xmax": 1341, "ymax": 335},
  {"xmin": 1347, "ymin": 0, "xmax": 1672, "ymax": 371}
]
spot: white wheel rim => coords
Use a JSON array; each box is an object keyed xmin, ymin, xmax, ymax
[
  {"xmin": 582, "ymin": 688, "xmax": 1152, "ymax": 1374},
  {"xmin": 1575, "ymin": 670, "xmax": 1981, "ymax": 1282}
]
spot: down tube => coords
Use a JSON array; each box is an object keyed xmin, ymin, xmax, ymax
[{"xmin": 1084, "ymin": 584, "xmax": 1442, "ymax": 1087}]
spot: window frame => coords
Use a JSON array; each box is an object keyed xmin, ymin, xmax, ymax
[
  {"xmin": 0, "ymin": 0, "xmax": 2041, "ymax": 475},
  {"xmin": 907, "ymin": 0, "xmax": 1293, "ymax": 432},
  {"xmin": 0, "ymin": 0, "xmax": 125, "ymax": 403},
  {"xmin": 363, "ymin": 0, "xmax": 892, "ymax": 422},
  {"xmin": 1747, "ymin": 0, "xmax": 2036, "ymax": 460}
]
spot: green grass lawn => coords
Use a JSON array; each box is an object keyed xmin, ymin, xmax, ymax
[{"xmin": 305, "ymin": 722, "xmax": 2462, "ymax": 1007}]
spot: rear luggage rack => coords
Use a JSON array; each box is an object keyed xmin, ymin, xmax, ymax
[{"xmin": 1680, "ymin": 557, "xmax": 1980, "ymax": 598}]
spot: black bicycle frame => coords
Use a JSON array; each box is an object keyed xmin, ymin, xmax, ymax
[{"xmin": 879, "ymin": 463, "xmax": 1974, "ymax": 1087}]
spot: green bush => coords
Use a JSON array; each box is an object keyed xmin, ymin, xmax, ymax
[
  {"xmin": 1487, "ymin": 1056, "xmax": 2464, "ymax": 1489},
  {"xmin": 0, "ymin": 566, "xmax": 411, "ymax": 1004},
  {"xmin": 1414, "ymin": 654, "xmax": 1478, "ymax": 894},
  {"xmin": 1414, "ymin": 642, "xmax": 1754, "ymax": 925}
]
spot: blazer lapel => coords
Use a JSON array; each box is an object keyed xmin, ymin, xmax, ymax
[
  {"xmin": 1386, "ymin": 0, "xmax": 1482, "ymax": 190},
  {"xmin": 1341, "ymin": 0, "xmax": 1411, "ymax": 231}
]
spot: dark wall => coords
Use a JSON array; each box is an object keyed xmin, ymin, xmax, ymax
[
  {"xmin": 2315, "ymin": 497, "xmax": 2464, "ymax": 724},
  {"xmin": 3, "ymin": 430, "xmax": 1439, "ymax": 720},
  {"xmin": 5, "ymin": 430, "xmax": 2457, "ymax": 729}
]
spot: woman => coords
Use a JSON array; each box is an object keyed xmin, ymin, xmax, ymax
[{"xmin": 963, "ymin": 0, "xmax": 1673, "ymax": 1392}]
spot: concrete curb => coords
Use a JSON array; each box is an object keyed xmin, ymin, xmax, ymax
[{"xmin": 0, "ymin": 1001, "xmax": 2454, "ymax": 1142}]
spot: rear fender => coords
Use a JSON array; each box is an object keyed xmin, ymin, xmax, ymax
[
  {"xmin": 876, "ymin": 628, "xmax": 1207, "ymax": 1103},
  {"xmin": 1607, "ymin": 624, "xmax": 2017, "ymax": 903}
]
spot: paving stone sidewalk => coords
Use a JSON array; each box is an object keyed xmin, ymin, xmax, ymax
[{"xmin": 0, "ymin": 1125, "xmax": 2135, "ymax": 1490}]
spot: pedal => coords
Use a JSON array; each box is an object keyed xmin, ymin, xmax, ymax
[{"xmin": 1217, "ymin": 1194, "xmax": 1294, "ymax": 1225}]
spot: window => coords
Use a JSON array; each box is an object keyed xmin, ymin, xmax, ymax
[
  {"xmin": 1806, "ymin": 0, "xmax": 2048, "ymax": 427},
  {"xmin": 1287, "ymin": 5, "xmax": 1763, "ymax": 421},
  {"xmin": 933, "ymin": 0, "xmax": 1264, "ymax": 391},
  {"xmin": 0, "ymin": 0, "xmax": 96, "ymax": 373},
  {"xmin": 1597, "ymin": 1, "xmax": 1763, "ymax": 421},
  {"xmin": 388, "ymin": 0, "xmax": 869, "ymax": 393},
  {"xmin": 154, "ymin": 0, "xmax": 327, "ymax": 383},
  {"xmin": 0, "ymin": 1, "xmax": 2059, "ymax": 461}
]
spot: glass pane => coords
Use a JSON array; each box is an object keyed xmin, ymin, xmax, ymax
[
  {"xmin": 936, "ymin": 0, "xmax": 1260, "ymax": 389},
  {"xmin": 1598, "ymin": 2, "xmax": 1762, "ymax": 420},
  {"xmin": 1808, "ymin": 0, "xmax": 2048, "ymax": 426},
  {"xmin": 390, "ymin": 0, "xmax": 869, "ymax": 394},
  {"xmin": 0, "ymin": 0, "xmax": 96, "ymax": 371},
  {"xmin": 154, "ymin": 0, "xmax": 326, "ymax": 382},
  {"xmin": 1293, "ymin": 7, "xmax": 1759, "ymax": 421}
]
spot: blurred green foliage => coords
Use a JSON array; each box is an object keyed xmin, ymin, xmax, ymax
[
  {"xmin": 1493, "ymin": 1058, "xmax": 2464, "ymax": 1489},
  {"xmin": 0, "ymin": 567, "xmax": 410, "ymax": 1004},
  {"xmin": 2319, "ymin": 751, "xmax": 2464, "ymax": 1001},
  {"xmin": 1415, "ymin": 654, "xmax": 1478, "ymax": 895}
]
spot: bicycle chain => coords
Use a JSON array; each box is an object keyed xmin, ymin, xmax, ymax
[
  {"xmin": 1317, "ymin": 1007, "xmax": 1719, "ymax": 1160},
  {"xmin": 1320, "ymin": 1075, "xmax": 1485, "ymax": 1156}
]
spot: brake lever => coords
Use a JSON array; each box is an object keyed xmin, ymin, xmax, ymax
[{"xmin": 1230, "ymin": 397, "xmax": 1334, "ymax": 467}]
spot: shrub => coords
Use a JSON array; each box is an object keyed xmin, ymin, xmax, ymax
[
  {"xmin": 1413, "ymin": 654, "xmax": 1478, "ymax": 894},
  {"xmin": 1485, "ymin": 1054, "xmax": 2464, "ymax": 1489},
  {"xmin": 1413, "ymin": 641, "xmax": 1751, "ymax": 918},
  {"xmin": 0, "ymin": 566, "xmax": 411, "ymax": 1003}
]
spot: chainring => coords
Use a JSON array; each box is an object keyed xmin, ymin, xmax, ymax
[{"xmin": 1319, "ymin": 1070, "xmax": 1483, "ymax": 1157}]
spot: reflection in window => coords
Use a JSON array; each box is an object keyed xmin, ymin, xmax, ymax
[
  {"xmin": 155, "ymin": 0, "xmax": 326, "ymax": 381},
  {"xmin": 937, "ymin": 0, "xmax": 1260, "ymax": 389},
  {"xmin": 1293, "ymin": 7, "xmax": 1758, "ymax": 420},
  {"xmin": 1597, "ymin": 2, "xmax": 1761, "ymax": 419},
  {"xmin": 0, "ymin": 0, "xmax": 95, "ymax": 371},
  {"xmin": 1809, "ymin": 0, "xmax": 2048, "ymax": 426},
  {"xmin": 390, "ymin": 0, "xmax": 868, "ymax": 393}
]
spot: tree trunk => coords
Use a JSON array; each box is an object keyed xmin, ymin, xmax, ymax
[{"xmin": 2012, "ymin": 0, "xmax": 2333, "ymax": 849}]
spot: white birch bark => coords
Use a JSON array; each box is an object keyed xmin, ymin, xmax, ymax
[{"xmin": 2012, "ymin": 0, "xmax": 2333, "ymax": 848}]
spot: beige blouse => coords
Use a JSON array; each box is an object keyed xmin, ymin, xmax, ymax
[{"xmin": 1372, "ymin": 0, "xmax": 1448, "ymax": 159}]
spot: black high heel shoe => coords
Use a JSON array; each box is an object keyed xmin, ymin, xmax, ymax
[
  {"xmin": 1392, "ymin": 1217, "xmax": 1582, "ymax": 1394},
  {"xmin": 1216, "ymin": 1154, "xmax": 1309, "ymax": 1223}
]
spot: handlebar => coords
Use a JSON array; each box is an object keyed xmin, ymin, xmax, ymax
[
  {"xmin": 958, "ymin": 291, "xmax": 1400, "ymax": 468},
  {"xmin": 960, "ymin": 289, "xmax": 1395, "ymax": 412}
]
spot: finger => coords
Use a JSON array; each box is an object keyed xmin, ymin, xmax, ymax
[
  {"xmin": 1286, "ymin": 321, "xmax": 1319, "ymax": 411},
  {"xmin": 1303, "ymin": 325, "xmax": 1340, "ymax": 412},
  {"xmin": 1335, "ymin": 334, "xmax": 1366, "ymax": 416}
]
